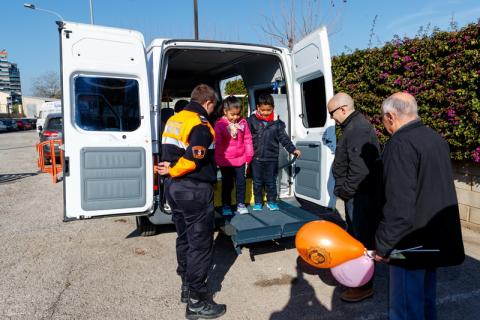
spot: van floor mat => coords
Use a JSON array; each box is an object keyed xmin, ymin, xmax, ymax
[{"xmin": 221, "ymin": 200, "xmax": 321, "ymax": 254}]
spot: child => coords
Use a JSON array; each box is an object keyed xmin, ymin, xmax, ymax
[
  {"xmin": 247, "ymin": 93, "xmax": 301, "ymax": 211},
  {"xmin": 214, "ymin": 96, "xmax": 254, "ymax": 215}
]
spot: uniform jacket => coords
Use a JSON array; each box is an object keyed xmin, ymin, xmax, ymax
[
  {"xmin": 247, "ymin": 114, "xmax": 296, "ymax": 162},
  {"xmin": 161, "ymin": 102, "xmax": 217, "ymax": 183},
  {"xmin": 214, "ymin": 117, "xmax": 254, "ymax": 167},
  {"xmin": 375, "ymin": 120, "xmax": 465, "ymax": 269},
  {"xmin": 332, "ymin": 110, "xmax": 381, "ymax": 201}
]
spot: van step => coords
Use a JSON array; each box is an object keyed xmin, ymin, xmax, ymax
[{"xmin": 220, "ymin": 200, "xmax": 322, "ymax": 254}]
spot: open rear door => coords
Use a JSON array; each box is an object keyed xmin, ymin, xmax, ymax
[
  {"xmin": 59, "ymin": 22, "xmax": 153, "ymax": 220},
  {"xmin": 291, "ymin": 26, "xmax": 336, "ymax": 208}
]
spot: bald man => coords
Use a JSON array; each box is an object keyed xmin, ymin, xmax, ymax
[
  {"xmin": 374, "ymin": 92, "xmax": 465, "ymax": 320},
  {"xmin": 327, "ymin": 92, "xmax": 381, "ymax": 302}
]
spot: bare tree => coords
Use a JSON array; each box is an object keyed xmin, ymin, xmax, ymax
[
  {"xmin": 260, "ymin": 0, "xmax": 347, "ymax": 49},
  {"xmin": 31, "ymin": 71, "xmax": 61, "ymax": 99}
]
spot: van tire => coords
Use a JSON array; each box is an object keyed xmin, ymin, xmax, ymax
[{"xmin": 136, "ymin": 216, "xmax": 157, "ymax": 236}]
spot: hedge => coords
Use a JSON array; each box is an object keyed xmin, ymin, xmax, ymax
[{"xmin": 332, "ymin": 21, "xmax": 480, "ymax": 163}]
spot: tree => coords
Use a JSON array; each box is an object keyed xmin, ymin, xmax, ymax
[
  {"xmin": 224, "ymin": 79, "xmax": 247, "ymax": 95},
  {"xmin": 31, "ymin": 71, "xmax": 61, "ymax": 98},
  {"xmin": 261, "ymin": 0, "xmax": 347, "ymax": 49}
]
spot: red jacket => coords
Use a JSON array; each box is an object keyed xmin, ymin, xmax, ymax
[{"xmin": 214, "ymin": 117, "xmax": 253, "ymax": 167}]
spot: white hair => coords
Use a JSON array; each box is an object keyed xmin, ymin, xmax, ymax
[{"xmin": 382, "ymin": 94, "xmax": 418, "ymax": 118}]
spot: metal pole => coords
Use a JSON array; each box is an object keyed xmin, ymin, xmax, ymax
[
  {"xmin": 89, "ymin": 0, "xmax": 95, "ymax": 24},
  {"xmin": 193, "ymin": 0, "xmax": 198, "ymax": 40}
]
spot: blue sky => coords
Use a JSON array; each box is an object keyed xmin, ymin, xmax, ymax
[{"xmin": 2, "ymin": 0, "xmax": 479, "ymax": 95}]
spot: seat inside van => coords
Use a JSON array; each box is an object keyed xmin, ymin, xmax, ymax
[{"xmin": 161, "ymin": 47, "xmax": 293, "ymax": 199}]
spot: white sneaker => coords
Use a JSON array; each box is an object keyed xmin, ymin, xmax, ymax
[{"xmin": 236, "ymin": 203, "xmax": 249, "ymax": 215}]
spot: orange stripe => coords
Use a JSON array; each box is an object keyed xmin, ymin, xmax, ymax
[{"xmin": 168, "ymin": 157, "xmax": 197, "ymax": 177}]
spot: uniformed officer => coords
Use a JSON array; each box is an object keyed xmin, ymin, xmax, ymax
[{"xmin": 155, "ymin": 84, "xmax": 226, "ymax": 319}]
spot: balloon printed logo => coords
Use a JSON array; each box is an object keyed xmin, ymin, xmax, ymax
[{"xmin": 307, "ymin": 247, "xmax": 331, "ymax": 266}]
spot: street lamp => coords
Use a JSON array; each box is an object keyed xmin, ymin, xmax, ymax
[
  {"xmin": 89, "ymin": 0, "xmax": 95, "ymax": 24},
  {"xmin": 193, "ymin": 0, "xmax": 198, "ymax": 40},
  {"xmin": 23, "ymin": 3, "xmax": 65, "ymax": 22}
]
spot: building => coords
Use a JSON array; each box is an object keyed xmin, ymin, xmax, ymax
[
  {"xmin": 22, "ymin": 96, "xmax": 60, "ymax": 118},
  {"xmin": 0, "ymin": 50, "xmax": 22, "ymax": 96}
]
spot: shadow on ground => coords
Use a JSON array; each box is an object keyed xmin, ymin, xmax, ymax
[{"xmin": 0, "ymin": 172, "xmax": 38, "ymax": 184}]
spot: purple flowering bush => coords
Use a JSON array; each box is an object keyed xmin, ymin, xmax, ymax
[{"xmin": 332, "ymin": 22, "xmax": 480, "ymax": 162}]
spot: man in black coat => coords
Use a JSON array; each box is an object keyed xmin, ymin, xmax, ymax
[
  {"xmin": 374, "ymin": 92, "xmax": 465, "ymax": 320},
  {"xmin": 328, "ymin": 92, "xmax": 381, "ymax": 302}
]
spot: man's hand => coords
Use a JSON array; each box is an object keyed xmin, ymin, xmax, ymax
[
  {"xmin": 154, "ymin": 161, "xmax": 171, "ymax": 176},
  {"xmin": 293, "ymin": 149, "xmax": 302, "ymax": 158},
  {"xmin": 372, "ymin": 251, "xmax": 390, "ymax": 263}
]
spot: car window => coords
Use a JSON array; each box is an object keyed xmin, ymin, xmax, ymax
[{"xmin": 46, "ymin": 118, "xmax": 63, "ymax": 130}]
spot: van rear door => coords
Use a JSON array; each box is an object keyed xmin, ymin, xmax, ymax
[
  {"xmin": 59, "ymin": 22, "xmax": 153, "ymax": 220},
  {"xmin": 291, "ymin": 27, "xmax": 336, "ymax": 208}
]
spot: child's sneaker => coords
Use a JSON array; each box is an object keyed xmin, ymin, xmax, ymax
[
  {"xmin": 252, "ymin": 203, "xmax": 263, "ymax": 211},
  {"xmin": 236, "ymin": 203, "xmax": 249, "ymax": 215},
  {"xmin": 222, "ymin": 205, "xmax": 233, "ymax": 216},
  {"xmin": 266, "ymin": 202, "xmax": 280, "ymax": 211}
]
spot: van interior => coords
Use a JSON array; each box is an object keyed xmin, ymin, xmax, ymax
[{"xmin": 160, "ymin": 47, "xmax": 293, "ymax": 198}]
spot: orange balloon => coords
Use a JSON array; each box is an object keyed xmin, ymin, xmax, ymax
[{"xmin": 295, "ymin": 220, "xmax": 365, "ymax": 268}]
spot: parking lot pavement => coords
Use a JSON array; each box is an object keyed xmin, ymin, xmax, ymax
[{"xmin": 1, "ymin": 130, "xmax": 480, "ymax": 320}]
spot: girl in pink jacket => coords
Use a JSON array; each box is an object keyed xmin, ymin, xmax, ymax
[{"xmin": 215, "ymin": 96, "xmax": 254, "ymax": 215}]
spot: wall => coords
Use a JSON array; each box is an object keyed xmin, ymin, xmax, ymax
[{"xmin": 453, "ymin": 162, "xmax": 480, "ymax": 232}]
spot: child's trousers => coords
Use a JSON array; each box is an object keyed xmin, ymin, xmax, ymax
[
  {"xmin": 251, "ymin": 159, "xmax": 278, "ymax": 203},
  {"xmin": 220, "ymin": 164, "xmax": 246, "ymax": 206}
]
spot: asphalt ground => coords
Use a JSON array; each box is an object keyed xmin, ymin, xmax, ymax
[{"xmin": 1, "ymin": 130, "xmax": 479, "ymax": 320}]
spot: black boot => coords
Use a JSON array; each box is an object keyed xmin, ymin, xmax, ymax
[
  {"xmin": 181, "ymin": 283, "xmax": 189, "ymax": 303},
  {"xmin": 186, "ymin": 291, "xmax": 226, "ymax": 319}
]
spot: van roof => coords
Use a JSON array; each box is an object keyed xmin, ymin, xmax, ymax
[{"xmin": 148, "ymin": 38, "xmax": 284, "ymax": 53}]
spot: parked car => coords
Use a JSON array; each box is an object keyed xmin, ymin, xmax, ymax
[
  {"xmin": 16, "ymin": 119, "xmax": 33, "ymax": 130},
  {"xmin": 3, "ymin": 119, "xmax": 18, "ymax": 131},
  {"xmin": 27, "ymin": 118, "xmax": 37, "ymax": 129},
  {"xmin": 0, "ymin": 120, "xmax": 7, "ymax": 132},
  {"xmin": 39, "ymin": 113, "xmax": 63, "ymax": 164},
  {"xmin": 0, "ymin": 119, "xmax": 18, "ymax": 131}
]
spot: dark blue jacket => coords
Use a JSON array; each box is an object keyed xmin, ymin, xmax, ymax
[{"xmin": 247, "ymin": 114, "xmax": 296, "ymax": 162}]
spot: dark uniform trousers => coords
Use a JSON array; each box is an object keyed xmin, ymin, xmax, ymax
[{"xmin": 165, "ymin": 177, "xmax": 215, "ymax": 294}]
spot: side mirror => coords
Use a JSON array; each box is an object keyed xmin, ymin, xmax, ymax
[{"xmin": 38, "ymin": 125, "xmax": 43, "ymax": 131}]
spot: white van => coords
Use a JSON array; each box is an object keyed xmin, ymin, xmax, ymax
[
  {"xmin": 59, "ymin": 22, "xmax": 336, "ymax": 251},
  {"xmin": 37, "ymin": 100, "xmax": 62, "ymax": 133}
]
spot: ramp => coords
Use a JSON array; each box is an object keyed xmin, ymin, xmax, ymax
[{"xmin": 221, "ymin": 200, "xmax": 321, "ymax": 254}]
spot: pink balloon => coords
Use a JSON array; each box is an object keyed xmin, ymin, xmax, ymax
[{"xmin": 330, "ymin": 255, "xmax": 374, "ymax": 287}]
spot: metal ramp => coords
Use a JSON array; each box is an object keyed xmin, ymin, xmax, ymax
[{"xmin": 221, "ymin": 200, "xmax": 321, "ymax": 254}]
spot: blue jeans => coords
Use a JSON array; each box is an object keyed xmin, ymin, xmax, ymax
[
  {"xmin": 220, "ymin": 165, "xmax": 246, "ymax": 206},
  {"xmin": 389, "ymin": 265, "xmax": 437, "ymax": 320},
  {"xmin": 251, "ymin": 160, "xmax": 278, "ymax": 203}
]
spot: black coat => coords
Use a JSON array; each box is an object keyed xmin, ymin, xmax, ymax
[
  {"xmin": 247, "ymin": 114, "xmax": 296, "ymax": 161},
  {"xmin": 332, "ymin": 111, "xmax": 381, "ymax": 200},
  {"xmin": 375, "ymin": 120, "xmax": 465, "ymax": 269}
]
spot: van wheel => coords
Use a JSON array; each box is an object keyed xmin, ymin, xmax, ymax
[{"xmin": 136, "ymin": 216, "xmax": 157, "ymax": 236}]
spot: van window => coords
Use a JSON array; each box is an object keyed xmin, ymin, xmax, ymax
[
  {"xmin": 301, "ymin": 76, "xmax": 327, "ymax": 128},
  {"xmin": 220, "ymin": 76, "xmax": 249, "ymax": 117},
  {"xmin": 74, "ymin": 76, "xmax": 141, "ymax": 132}
]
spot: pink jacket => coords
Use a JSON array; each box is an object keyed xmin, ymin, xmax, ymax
[{"xmin": 214, "ymin": 117, "xmax": 254, "ymax": 167}]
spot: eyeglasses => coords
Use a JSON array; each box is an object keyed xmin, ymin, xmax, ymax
[{"xmin": 329, "ymin": 105, "xmax": 347, "ymax": 117}]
